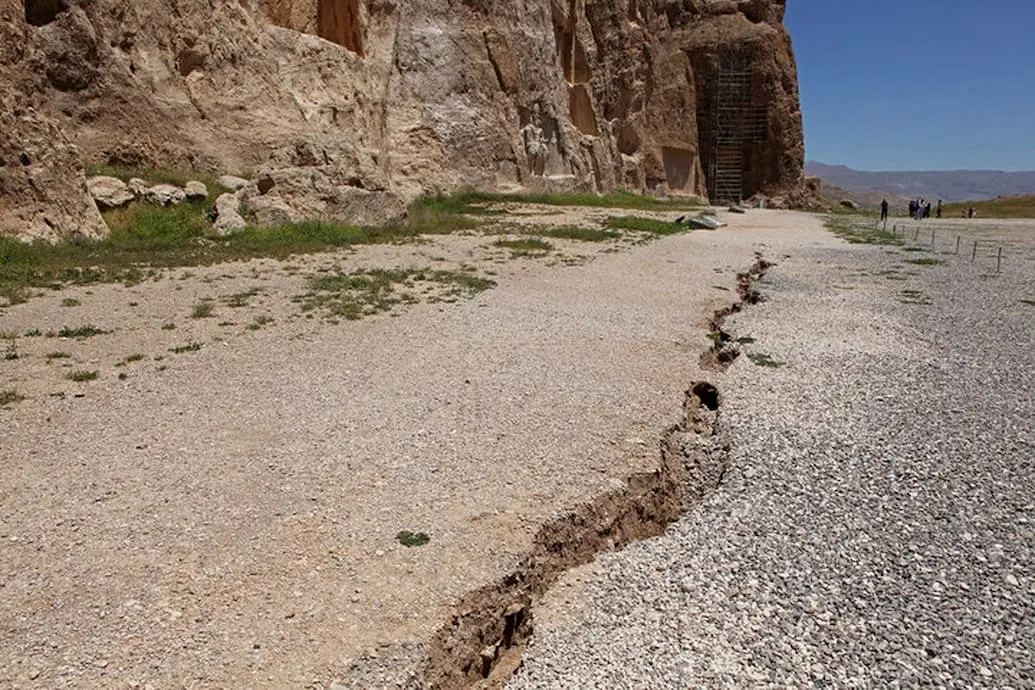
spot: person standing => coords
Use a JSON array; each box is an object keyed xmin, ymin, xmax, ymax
[{"xmin": 880, "ymin": 198, "xmax": 889, "ymax": 223}]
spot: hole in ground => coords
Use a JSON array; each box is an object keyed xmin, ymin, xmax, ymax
[{"xmin": 691, "ymin": 381, "xmax": 720, "ymax": 411}]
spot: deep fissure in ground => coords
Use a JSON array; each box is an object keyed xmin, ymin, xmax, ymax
[{"xmin": 415, "ymin": 255, "xmax": 774, "ymax": 688}]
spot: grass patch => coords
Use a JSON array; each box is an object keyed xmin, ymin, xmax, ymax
[
  {"xmin": 942, "ymin": 195, "xmax": 1035, "ymax": 219},
  {"xmin": 46, "ymin": 351, "xmax": 71, "ymax": 360},
  {"xmin": 298, "ymin": 268, "xmax": 496, "ymax": 320},
  {"xmin": 0, "ymin": 390, "xmax": 24, "ymax": 407},
  {"xmin": 191, "ymin": 299, "xmax": 215, "ymax": 318},
  {"xmin": 57, "ymin": 325, "xmax": 109, "ymax": 339},
  {"xmin": 247, "ymin": 314, "xmax": 275, "ymax": 330},
  {"xmin": 904, "ymin": 257, "xmax": 946, "ymax": 267},
  {"xmin": 0, "ymin": 188, "xmax": 693, "ymax": 304},
  {"xmin": 604, "ymin": 216, "xmax": 686, "ymax": 235},
  {"xmin": 457, "ymin": 190, "xmax": 702, "ymax": 212},
  {"xmin": 901, "ymin": 246, "xmax": 928, "ymax": 253},
  {"xmin": 225, "ymin": 288, "xmax": 261, "ymax": 307},
  {"xmin": 746, "ymin": 352, "xmax": 784, "ymax": 368},
  {"xmin": 493, "ymin": 237, "xmax": 554, "ymax": 255},
  {"xmin": 170, "ymin": 342, "xmax": 202, "ymax": 354},
  {"xmin": 537, "ymin": 226, "xmax": 620, "ymax": 242},
  {"xmin": 67, "ymin": 370, "xmax": 99, "ymax": 382},
  {"xmin": 825, "ymin": 216, "xmax": 903, "ymax": 246},
  {"xmin": 395, "ymin": 530, "xmax": 431, "ymax": 547},
  {"xmin": 61, "ymin": 297, "xmax": 81, "ymax": 307},
  {"xmin": 1020, "ymin": 299, "xmax": 1035, "ymax": 306},
  {"xmin": 123, "ymin": 353, "xmax": 145, "ymax": 363},
  {"xmin": 161, "ymin": 322, "xmax": 176, "ymax": 330}
]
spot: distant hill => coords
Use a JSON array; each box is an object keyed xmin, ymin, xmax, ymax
[{"xmin": 806, "ymin": 162, "xmax": 1035, "ymax": 203}]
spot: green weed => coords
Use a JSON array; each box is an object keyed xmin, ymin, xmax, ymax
[
  {"xmin": 191, "ymin": 299, "xmax": 215, "ymax": 318},
  {"xmin": 904, "ymin": 257, "xmax": 946, "ymax": 267},
  {"xmin": 493, "ymin": 237, "xmax": 554, "ymax": 254},
  {"xmin": 395, "ymin": 530, "xmax": 431, "ymax": 547},
  {"xmin": 747, "ymin": 352, "xmax": 784, "ymax": 368},
  {"xmin": 0, "ymin": 390, "xmax": 24, "ymax": 407},
  {"xmin": 57, "ymin": 325, "xmax": 109, "ymax": 339},
  {"xmin": 68, "ymin": 370, "xmax": 99, "ymax": 382},
  {"xmin": 538, "ymin": 226, "xmax": 620, "ymax": 242}
]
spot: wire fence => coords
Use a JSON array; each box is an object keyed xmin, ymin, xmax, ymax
[{"xmin": 873, "ymin": 220, "xmax": 1007, "ymax": 273}]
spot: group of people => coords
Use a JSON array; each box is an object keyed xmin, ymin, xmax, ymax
[
  {"xmin": 907, "ymin": 198, "xmax": 942, "ymax": 220},
  {"xmin": 879, "ymin": 197, "xmax": 973, "ymax": 222}
]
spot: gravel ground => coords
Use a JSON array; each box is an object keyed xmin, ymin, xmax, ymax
[
  {"xmin": 0, "ymin": 206, "xmax": 767, "ymax": 687},
  {"xmin": 510, "ymin": 218, "xmax": 1035, "ymax": 689}
]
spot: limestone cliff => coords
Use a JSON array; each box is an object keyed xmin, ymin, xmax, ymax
[{"xmin": 1, "ymin": 0, "xmax": 804, "ymax": 240}]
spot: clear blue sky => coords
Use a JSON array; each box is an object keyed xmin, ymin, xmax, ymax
[{"xmin": 784, "ymin": 0, "xmax": 1035, "ymax": 171}]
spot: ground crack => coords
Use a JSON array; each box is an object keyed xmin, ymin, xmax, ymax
[
  {"xmin": 700, "ymin": 252, "xmax": 774, "ymax": 371},
  {"xmin": 415, "ymin": 255, "xmax": 776, "ymax": 689}
]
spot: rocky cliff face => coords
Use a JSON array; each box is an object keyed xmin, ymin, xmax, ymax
[{"xmin": 1, "ymin": 0, "xmax": 804, "ymax": 240}]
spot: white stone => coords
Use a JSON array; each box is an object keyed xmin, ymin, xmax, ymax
[{"xmin": 86, "ymin": 176, "xmax": 134, "ymax": 209}]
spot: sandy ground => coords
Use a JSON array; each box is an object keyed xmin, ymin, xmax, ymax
[{"xmin": 1, "ymin": 205, "xmax": 786, "ymax": 688}]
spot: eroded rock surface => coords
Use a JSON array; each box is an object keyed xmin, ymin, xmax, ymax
[{"xmin": 2, "ymin": 0, "xmax": 804, "ymax": 239}]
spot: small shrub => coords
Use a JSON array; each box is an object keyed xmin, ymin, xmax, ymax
[
  {"xmin": 58, "ymin": 325, "xmax": 109, "ymax": 339},
  {"xmin": 395, "ymin": 530, "xmax": 431, "ymax": 547},
  {"xmin": 191, "ymin": 300, "xmax": 215, "ymax": 318},
  {"xmin": 904, "ymin": 257, "xmax": 945, "ymax": 267},
  {"xmin": 46, "ymin": 351, "xmax": 71, "ymax": 360},
  {"xmin": 161, "ymin": 322, "xmax": 177, "ymax": 330},
  {"xmin": 0, "ymin": 390, "xmax": 24, "ymax": 407},
  {"xmin": 246, "ymin": 314, "xmax": 275, "ymax": 330},
  {"xmin": 170, "ymin": 342, "xmax": 202, "ymax": 354},
  {"xmin": 61, "ymin": 298, "xmax": 81, "ymax": 307},
  {"xmin": 118, "ymin": 372, "xmax": 128, "ymax": 381},
  {"xmin": 68, "ymin": 370, "xmax": 99, "ymax": 382},
  {"xmin": 747, "ymin": 352, "xmax": 783, "ymax": 368}
]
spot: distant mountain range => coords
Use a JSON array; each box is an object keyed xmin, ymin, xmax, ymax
[{"xmin": 805, "ymin": 162, "xmax": 1035, "ymax": 203}]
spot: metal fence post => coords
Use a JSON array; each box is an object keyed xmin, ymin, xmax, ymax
[
  {"xmin": 972, "ymin": 241, "xmax": 978, "ymax": 261},
  {"xmin": 997, "ymin": 247, "xmax": 1003, "ymax": 274},
  {"xmin": 955, "ymin": 236, "xmax": 961, "ymax": 255},
  {"xmin": 931, "ymin": 227, "xmax": 936, "ymax": 247}
]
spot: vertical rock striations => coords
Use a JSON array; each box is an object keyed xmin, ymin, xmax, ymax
[{"xmin": 1, "ymin": 0, "xmax": 804, "ymax": 240}]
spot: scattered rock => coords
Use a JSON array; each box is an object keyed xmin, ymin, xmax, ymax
[
  {"xmin": 127, "ymin": 178, "xmax": 149, "ymax": 197},
  {"xmin": 183, "ymin": 181, "xmax": 208, "ymax": 200},
  {"xmin": 212, "ymin": 193, "xmax": 246, "ymax": 235},
  {"xmin": 145, "ymin": 184, "xmax": 186, "ymax": 206},
  {"xmin": 86, "ymin": 175, "xmax": 134, "ymax": 210},
  {"xmin": 218, "ymin": 175, "xmax": 249, "ymax": 191},
  {"xmin": 689, "ymin": 215, "xmax": 724, "ymax": 230},
  {"xmin": 840, "ymin": 199, "xmax": 860, "ymax": 210}
]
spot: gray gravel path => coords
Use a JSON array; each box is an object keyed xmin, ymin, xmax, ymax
[{"xmin": 510, "ymin": 221, "xmax": 1035, "ymax": 689}]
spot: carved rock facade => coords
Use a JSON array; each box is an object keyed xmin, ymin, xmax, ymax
[{"xmin": 1, "ymin": 0, "xmax": 804, "ymax": 240}]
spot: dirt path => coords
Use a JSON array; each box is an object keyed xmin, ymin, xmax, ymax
[{"xmin": 0, "ymin": 208, "xmax": 821, "ymax": 687}]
